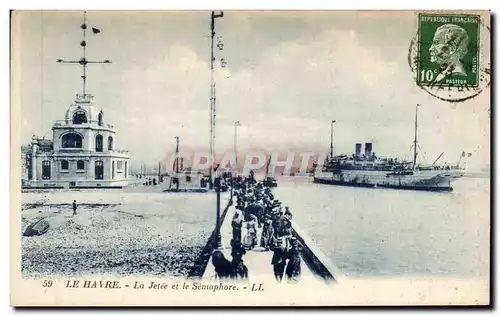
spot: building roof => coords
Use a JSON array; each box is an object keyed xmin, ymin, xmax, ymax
[{"xmin": 64, "ymin": 94, "xmax": 104, "ymax": 125}]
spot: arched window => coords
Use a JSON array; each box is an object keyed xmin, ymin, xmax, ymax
[
  {"xmin": 61, "ymin": 133, "xmax": 83, "ymax": 148},
  {"xmin": 72, "ymin": 110, "xmax": 88, "ymax": 124},
  {"xmin": 95, "ymin": 135, "xmax": 103, "ymax": 152},
  {"xmin": 61, "ymin": 160, "xmax": 69, "ymax": 170},
  {"xmin": 77, "ymin": 160, "xmax": 85, "ymax": 170},
  {"xmin": 98, "ymin": 111, "xmax": 103, "ymax": 126},
  {"xmin": 42, "ymin": 160, "xmax": 51, "ymax": 179},
  {"xmin": 108, "ymin": 136, "xmax": 113, "ymax": 151}
]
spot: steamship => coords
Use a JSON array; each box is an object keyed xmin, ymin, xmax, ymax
[{"xmin": 313, "ymin": 105, "xmax": 465, "ymax": 192}]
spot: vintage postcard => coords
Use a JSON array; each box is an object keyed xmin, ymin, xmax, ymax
[{"xmin": 10, "ymin": 10, "xmax": 491, "ymax": 306}]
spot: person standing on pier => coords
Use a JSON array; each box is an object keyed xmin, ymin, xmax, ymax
[
  {"xmin": 270, "ymin": 236, "xmax": 289, "ymax": 282},
  {"xmin": 249, "ymin": 170, "xmax": 255, "ymax": 183},
  {"xmin": 231, "ymin": 208, "xmax": 244, "ymax": 242},
  {"xmin": 284, "ymin": 237, "xmax": 302, "ymax": 283},
  {"xmin": 270, "ymin": 212, "xmax": 301, "ymax": 282},
  {"xmin": 243, "ymin": 214, "xmax": 258, "ymax": 250},
  {"xmin": 230, "ymin": 239, "xmax": 249, "ymax": 282},
  {"xmin": 256, "ymin": 199, "xmax": 265, "ymax": 228},
  {"xmin": 271, "ymin": 235, "xmax": 302, "ymax": 283},
  {"xmin": 72, "ymin": 200, "xmax": 77, "ymax": 216},
  {"xmin": 211, "ymin": 249, "xmax": 233, "ymax": 281},
  {"xmin": 245, "ymin": 198, "xmax": 263, "ymax": 227},
  {"xmin": 284, "ymin": 206, "xmax": 293, "ymax": 220},
  {"xmin": 260, "ymin": 215, "xmax": 274, "ymax": 251}
]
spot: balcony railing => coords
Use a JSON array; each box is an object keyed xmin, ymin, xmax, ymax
[
  {"xmin": 53, "ymin": 120, "xmax": 115, "ymax": 129},
  {"xmin": 75, "ymin": 94, "xmax": 94, "ymax": 102},
  {"xmin": 57, "ymin": 148, "xmax": 86, "ymax": 152},
  {"xmin": 55, "ymin": 148, "xmax": 130, "ymax": 155}
]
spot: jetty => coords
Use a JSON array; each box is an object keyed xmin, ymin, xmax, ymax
[
  {"xmin": 190, "ymin": 11, "xmax": 344, "ymax": 285},
  {"xmin": 200, "ymin": 196, "xmax": 345, "ymax": 287}
]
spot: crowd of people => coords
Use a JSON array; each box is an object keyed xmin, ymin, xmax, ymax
[
  {"xmin": 136, "ymin": 174, "xmax": 163, "ymax": 186},
  {"xmin": 212, "ymin": 172, "xmax": 302, "ymax": 284}
]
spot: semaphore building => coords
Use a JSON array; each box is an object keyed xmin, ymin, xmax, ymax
[{"xmin": 22, "ymin": 12, "xmax": 130, "ymax": 189}]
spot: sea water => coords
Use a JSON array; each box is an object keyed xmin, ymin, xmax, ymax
[{"xmin": 274, "ymin": 176, "xmax": 490, "ymax": 278}]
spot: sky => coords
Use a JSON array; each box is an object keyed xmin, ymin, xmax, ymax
[{"xmin": 13, "ymin": 10, "xmax": 490, "ymax": 172}]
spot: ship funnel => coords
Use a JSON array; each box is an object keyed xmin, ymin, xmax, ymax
[
  {"xmin": 355, "ymin": 143, "xmax": 362, "ymax": 158},
  {"xmin": 365, "ymin": 142, "xmax": 373, "ymax": 158}
]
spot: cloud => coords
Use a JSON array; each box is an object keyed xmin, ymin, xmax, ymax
[
  {"xmin": 213, "ymin": 27, "xmax": 403, "ymax": 152},
  {"xmin": 109, "ymin": 44, "xmax": 211, "ymax": 162},
  {"xmin": 18, "ymin": 12, "xmax": 489, "ymax": 172}
]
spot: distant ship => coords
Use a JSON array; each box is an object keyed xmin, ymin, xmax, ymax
[{"xmin": 313, "ymin": 105, "xmax": 465, "ymax": 192}]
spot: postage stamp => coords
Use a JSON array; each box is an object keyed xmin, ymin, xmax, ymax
[
  {"xmin": 10, "ymin": 10, "xmax": 491, "ymax": 307},
  {"xmin": 416, "ymin": 13, "xmax": 480, "ymax": 88},
  {"xmin": 408, "ymin": 12, "xmax": 490, "ymax": 103}
]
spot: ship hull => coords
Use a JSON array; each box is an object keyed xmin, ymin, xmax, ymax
[{"xmin": 313, "ymin": 169, "xmax": 464, "ymax": 192}]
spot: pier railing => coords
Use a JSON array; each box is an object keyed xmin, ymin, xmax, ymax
[
  {"xmin": 290, "ymin": 221, "xmax": 344, "ymax": 283},
  {"xmin": 187, "ymin": 197, "xmax": 232, "ymax": 279}
]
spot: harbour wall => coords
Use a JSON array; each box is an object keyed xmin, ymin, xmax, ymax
[
  {"xmin": 291, "ymin": 220, "xmax": 345, "ymax": 283},
  {"xmin": 189, "ymin": 194, "xmax": 344, "ymax": 283}
]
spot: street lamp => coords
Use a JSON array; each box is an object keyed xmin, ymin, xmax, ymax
[{"xmin": 229, "ymin": 120, "xmax": 241, "ymax": 207}]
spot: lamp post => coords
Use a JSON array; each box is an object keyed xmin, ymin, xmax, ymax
[
  {"xmin": 175, "ymin": 136, "xmax": 179, "ymax": 191},
  {"xmin": 234, "ymin": 120, "xmax": 241, "ymax": 176},
  {"xmin": 214, "ymin": 175, "xmax": 221, "ymax": 248},
  {"xmin": 229, "ymin": 120, "xmax": 241, "ymax": 206}
]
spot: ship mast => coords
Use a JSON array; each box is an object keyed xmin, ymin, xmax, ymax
[
  {"xmin": 265, "ymin": 155, "xmax": 271, "ymax": 179},
  {"xmin": 330, "ymin": 120, "xmax": 336, "ymax": 159},
  {"xmin": 412, "ymin": 104, "xmax": 420, "ymax": 170},
  {"xmin": 158, "ymin": 161, "xmax": 161, "ymax": 183},
  {"xmin": 168, "ymin": 136, "xmax": 180, "ymax": 191}
]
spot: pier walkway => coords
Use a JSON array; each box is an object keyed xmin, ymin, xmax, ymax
[{"xmin": 202, "ymin": 204, "xmax": 341, "ymax": 288}]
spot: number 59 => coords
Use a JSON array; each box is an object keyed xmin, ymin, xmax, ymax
[{"xmin": 42, "ymin": 280, "xmax": 53, "ymax": 287}]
